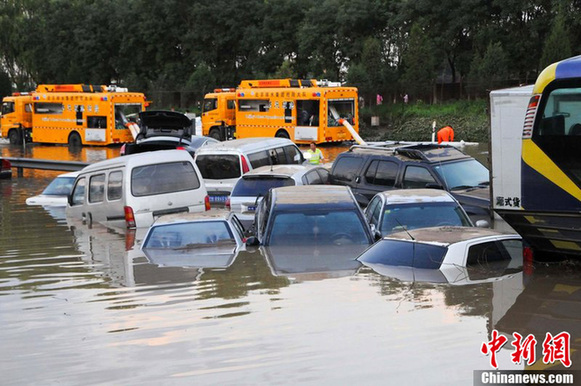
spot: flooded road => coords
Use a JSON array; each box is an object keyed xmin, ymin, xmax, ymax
[{"xmin": 2, "ymin": 141, "xmax": 580, "ymax": 385}]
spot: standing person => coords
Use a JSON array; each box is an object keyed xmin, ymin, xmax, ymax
[
  {"xmin": 306, "ymin": 142, "xmax": 325, "ymax": 165},
  {"xmin": 437, "ymin": 125, "xmax": 455, "ymax": 144}
]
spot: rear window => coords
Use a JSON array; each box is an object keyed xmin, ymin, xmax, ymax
[
  {"xmin": 196, "ymin": 155, "xmax": 241, "ymax": 179},
  {"xmin": 131, "ymin": 161, "xmax": 200, "ymax": 197},
  {"xmin": 232, "ymin": 177, "xmax": 295, "ymax": 197},
  {"xmin": 381, "ymin": 202, "xmax": 472, "ymax": 235},
  {"xmin": 268, "ymin": 210, "xmax": 370, "ymax": 246},
  {"xmin": 357, "ymin": 239, "xmax": 447, "ymax": 269},
  {"xmin": 144, "ymin": 221, "xmax": 235, "ymax": 248},
  {"xmin": 42, "ymin": 176, "xmax": 76, "ymax": 196}
]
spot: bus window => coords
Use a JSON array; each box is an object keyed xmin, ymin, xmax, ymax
[
  {"xmin": 328, "ymin": 99, "xmax": 354, "ymax": 127},
  {"xmin": 536, "ymin": 87, "xmax": 581, "ymax": 136},
  {"xmin": 296, "ymin": 100, "xmax": 319, "ymax": 126},
  {"xmin": 114, "ymin": 104, "xmax": 141, "ymax": 130},
  {"xmin": 35, "ymin": 102, "xmax": 64, "ymax": 114},
  {"xmin": 1, "ymin": 102, "xmax": 14, "ymax": 114},
  {"xmin": 238, "ymin": 99, "xmax": 270, "ymax": 112}
]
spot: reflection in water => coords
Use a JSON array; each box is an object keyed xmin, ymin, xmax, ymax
[{"xmin": 4, "ymin": 141, "xmax": 581, "ymax": 383}]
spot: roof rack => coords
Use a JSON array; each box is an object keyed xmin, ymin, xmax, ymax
[{"xmin": 349, "ymin": 143, "xmax": 468, "ymax": 161}]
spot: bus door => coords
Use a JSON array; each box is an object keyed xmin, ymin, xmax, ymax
[{"xmin": 295, "ymin": 99, "xmax": 320, "ymax": 142}]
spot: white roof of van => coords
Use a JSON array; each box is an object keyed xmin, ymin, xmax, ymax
[
  {"xmin": 79, "ymin": 149, "xmax": 193, "ymax": 173},
  {"xmin": 196, "ymin": 137, "xmax": 295, "ymax": 154},
  {"xmin": 376, "ymin": 188, "xmax": 457, "ymax": 204}
]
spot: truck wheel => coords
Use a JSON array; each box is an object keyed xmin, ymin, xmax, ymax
[
  {"xmin": 209, "ymin": 128, "xmax": 222, "ymax": 141},
  {"xmin": 275, "ymin": 130, "xmax": 290, "ymax": 139},
  {"xmin": 68, "ymin": 132, "xmax": 82, "ymax": 148},
  {"xmin": 8, "ymin": 129, "xmax": 22, "ymax": 145}
]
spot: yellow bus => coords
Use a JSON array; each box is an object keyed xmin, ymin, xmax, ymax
[
  {"xmin": 202, "ymin": 79, "xmax": 359, "ymax": 144},
  {"xmin": 1, "ymin": 84, "xmax": 148, "ymax": 146}
]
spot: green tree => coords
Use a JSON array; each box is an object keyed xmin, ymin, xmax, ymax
[
  {"xmin": 400, "ymin": 24, "xmax": 439, "ymax": 103},
  {"xmin": 467, "ymin": 42, "xmax": 509, "ymax": 97},
  {"xmin": 540, "ymin": 14, "xmax": 572, "ymax": 69}
]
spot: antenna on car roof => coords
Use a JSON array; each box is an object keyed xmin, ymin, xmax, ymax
[{"xmin": 394, "ymin": 218, "xmax": 415, "ymax": 241}]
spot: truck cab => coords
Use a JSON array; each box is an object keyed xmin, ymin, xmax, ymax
[
  {"xmin": 201, "ymin": 89, "xmax": 236, "ymax": 141},
  {"xmin": 1, "ymin": 93, "xmax": 33, "ymax": 144}
]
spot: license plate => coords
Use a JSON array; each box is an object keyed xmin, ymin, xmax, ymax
[
  {"xmin": 209, "ymin": 195, "xmax": 229, "ymax": 203},
  {"xmin": 247, "ymin": 206, "xmax": 256, "ymax": 212}
]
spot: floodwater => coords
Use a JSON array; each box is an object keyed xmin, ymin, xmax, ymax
[{"xmin": 2, "ymin": 142, "xmax": 581, "ymax": 385}]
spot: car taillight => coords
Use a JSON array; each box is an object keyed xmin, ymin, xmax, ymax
[
  {"xmin": 205, "ymin": 195, "xmax": 211, "ymax": 211},
  {"xmin": 176, "ymin": 146, "xmax": 186, "ymax": 151},
  {"xmin": 523, "ymin": 245, "xmax": 534, "ymax": 276},
  {"xmin": 225, "ymin": 197, "xmax": 231, "ymax": 210},
  {"xmin": 124, "ymin": 206, "xmax": 136, "ymax": 228},
  {"xmin": 120, "ymin": 144, "xmax": 126, "ymax": 155},
  {"xmin": 1, "ymin": 159, "xmax": 11, "ymax": 169},
  {"xmin": 241, "ymin": 155, "xmax": 250, "ymax": 174}
]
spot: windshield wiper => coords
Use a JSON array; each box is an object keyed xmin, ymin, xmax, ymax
[
  {"xmin": 450, "ymin": 185, "xmax": 475, "ymax": 191},
  {"xmin": 477, "ymin": 181, "xmax": 490, "ymax": 186}
]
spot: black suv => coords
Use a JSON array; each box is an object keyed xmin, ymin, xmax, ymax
[{"xmin": 329, "ymin": 144, "xmax": 491, "ymax": 223}]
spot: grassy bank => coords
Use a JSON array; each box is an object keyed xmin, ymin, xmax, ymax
[{"xmin": 358, "ymin": 99, "xmax": 490, "ymax": 142}]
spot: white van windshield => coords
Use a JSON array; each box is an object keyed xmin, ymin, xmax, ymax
[
  {"xmin": 196, "ymin": 155, "xmax": 241, "ymax": 179},
  {"xmin": 131, "ymin": 161, "xmax": 200, "ymax": 197}
]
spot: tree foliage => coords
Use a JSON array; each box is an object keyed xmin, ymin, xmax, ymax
[{"xmin": 0, "ymin": 0, "xmax": 578, "ymax": 108}]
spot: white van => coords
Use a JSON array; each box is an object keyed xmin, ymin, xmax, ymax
[
  {"xmin": 66, "ymin": 150, "xmax": 209, "ymax": 229},
  {"xmin": 194, "ymin": 137, "xmax": 304, "ymax": 205}
]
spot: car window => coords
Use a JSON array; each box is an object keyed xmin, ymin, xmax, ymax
[
  {"xmin": 203, "ymin": 98, "xmax": 217, "ymax": 112},
  {"xmin": 402, "ymin": 166, "xmax": 437, "ymax": 189},
  {"xmin": 42, "ymin": 176, "xmax": 76, "ymax": 196},
  {"xmin": 380, "ymin": 203, "xmax": 471, "ymax": 235},
  {"xmin": 144, "ymin": 221, "xmax": 234, "ymax": 248},
  {"xmin": 370, "ymin": 198, "xmax": 382, "ymax": 225},
  {"xmin": 283, "ymin": 145, "xmax": 302, "ymax": 164},
  {"xmin": 89, "ymin": 174, "xmax": 105, "ymax": 203},
  {"xmin": 332, "ymin": 156, "xmax": 363, "ymax": 182},
  {"xmin": 432, "ymin": 159, "xmax": 489, "ymax": 190},
  {"xmin": 374, "ymin": 161, "xmax": 399, "ymax": 186},
  {"xmin": 70, "ymin": 177, "xmax": 86, "ymax": 206},
  {"xmin": 466, "ymin": 239, "xmax": 522, "ymax": 265},
  {"xmin": 267, "ymin": 210, "xmax": 370, "ymax": 246},
  {"xmin": 107, "ymin": 171, "xmax": 123, "ymax": 201},
  {"xmin": 357, "ymin": 239, "xmax": 447, "ymax": 269},
  {"xmin": 196, "ymin": 155, "xmax": 241, "ymax": 179},
  {"xmin": 316, "ymin": 168, "xmax": 330, "ymax": 184},
  {"xmin": 365, "ymin": 196, "xmax": 381, "ymax": 222},
  {"xmin": 232, "ymin": 177, "xmax": 295, "ymax": 197},
  {"xmin": 275, "ymin": 147, "xmax": 287, "ymax": 163},
  {"xmin": 230, "ymin": 215, "xmax": 246, "ymax": 237},
  {"xmin": 303, "ymin": 170, "xmax": 322, "ymax": 185},
  {"xmin": 247, "ymin": 151, "xmax": 270, "ymax": 168},
  {"xmin": 258, "ymin": 194, "xmax": 271, "ymax": 239},
  {"xmin": 132, "ymin": 161, "xmax": 201, "ymax": 196}
]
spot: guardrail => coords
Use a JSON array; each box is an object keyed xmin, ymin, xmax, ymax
[{"xmin": 3, "ymin": 157, "xmax": 90, "ymax": 176}]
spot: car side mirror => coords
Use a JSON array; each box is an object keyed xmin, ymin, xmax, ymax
[
  {"xmin": 245, "ymin": 236, "xmax": 260, "ymax": 246},
  {"xmin": 67, "ymin": 194, "xmax": 73, "ymax": 207},
  {"xmin": 475, "ymin": 219, "xmax": 490, "ymax": 228},
  {"xmin": 370, "ymin": 224, "xmax": 382, "ymax": 241}
]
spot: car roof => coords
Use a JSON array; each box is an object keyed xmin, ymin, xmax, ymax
[
  {"xmin": 56, "ymin": 171, "xmax": 81, "ymax": 178},
  {"xmin": 242, "ymin": 164, "xmax": 312, "ymax": 179},
  {"xmin": 271, "ymin": 185, "xmax": 357, "ymax": 210},
  {"xmin": 385, "ymin": 226, "xmax": 520, "ymax": 246},
  {"xmin": 376, "ymin": 188, "xmax": 457, "ymax": 204},
  {"xmin": 151, "ymin": 209, "xmax": 233, "ymax": 226},
  {"xmin": 79, "ymin": 149, "xmax": 192, "ymax": 173},
  {"xmin": 347, "ymin": 144, "xmax": 470, "ymax": 163},
  {"xmin": 196, "ymin": 137, "xmax": 294, "ymax": 154}
]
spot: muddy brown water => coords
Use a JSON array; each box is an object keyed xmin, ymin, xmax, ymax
[{"xmin": 1, "ymin": 141, "xmax": 580, "ymax": 384}]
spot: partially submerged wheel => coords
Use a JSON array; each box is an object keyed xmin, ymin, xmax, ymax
[
  {"xmin": 209, "ymin": 128, "xmax": 222, "ymax": 141},
  {"xmin": 68, "ymin": 132, "xmax": 82, "ymax": 148},
  {"xmin": 8, "ymin": 129, "xmax": 22, "ymax": 145}
]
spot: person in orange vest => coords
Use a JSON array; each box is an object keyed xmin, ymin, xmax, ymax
[{"xmin": 437, "ymin": 125, "xmax": 455, "ymax": 144}]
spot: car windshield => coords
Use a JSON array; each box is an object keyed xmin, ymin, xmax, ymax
[
  {"xmin": 432, "ymin": 159, "xmax": 489, "ymax": 190},
  {"xmin": 357, "ymin": 239, "xmax": 447, "ymax": 269},
  {"xmin": 381, "ymin": 202, "xmax": 472, "ymax": 235},
  {"xmin": 268, "ymin": 210, "xmax": 370, "ymax": 246},
  {"xmin": 42, "ymin": 176, "xmax": 76, "ymax": 196},
  {"xmin": 196, "ymin": 155, "xmax": 241, "ymax": 179},
  {"xmin": 232, "ymin": 177, "xmax": 295, "ymax": 197},
  {"xmin": 144, "ymin": 221, "xmax": 235, "ymax": 248}
]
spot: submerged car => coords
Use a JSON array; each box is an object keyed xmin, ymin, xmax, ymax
[
  {"xmin": 0, "ymin": 158, "xmax": 11, "ymax": 179},
  {"xmin": 121, "ymin": 110, "xmax": 218, "ymax": 156},
  {"xmin": 247, "ymin": 185, "xmax": 374, "ymax": 247},
  {"xmin": 141, "ymin": 210, "xmax": 246, "ymax": 268},
  {"xmin": 329, "ymin": 144, "xmax": 491, "ymax": 222},
  {"xmin": 26, "ymin": 171, "xmax": 79, "ymax": 206},
  {"xmin": 357, "ymin": 226, "xmax": 522, "ymax": 271},
  {"xmin": 229, "ymin": 164, "xmax": 330, "ymax": 226},
  {"xmin": 363, "ymin": 189, "xmax": 487, "ymax": 237}
]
